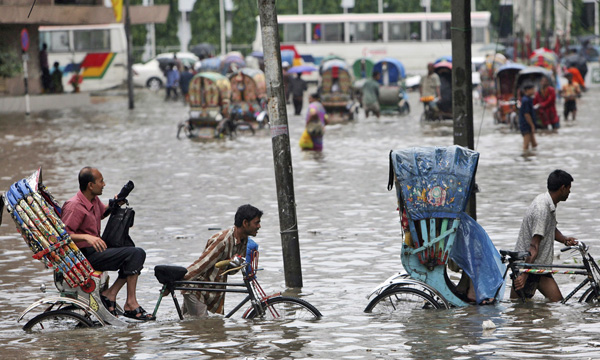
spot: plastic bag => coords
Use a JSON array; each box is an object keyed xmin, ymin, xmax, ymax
[
  {"xmin": 299, "ymin": 129, "xmax": 313, "ymax": 149},
  {"xmin": 449, "ymin": 212, "xmax": 505, "ymax": 304}
]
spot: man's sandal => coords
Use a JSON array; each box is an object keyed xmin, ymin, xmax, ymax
[
  {"xmin": 100, "ymin": 295, "xmax": 118, "ymax": 316},
  {"xmin": 123, "ymin": 306, "xmax": 156, "ymax": 321}
]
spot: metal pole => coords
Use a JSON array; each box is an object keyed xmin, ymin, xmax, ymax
[
  {"xmin": 220, "ymin": 0, "xmax": 226, "ymax": 56},
  {"xmin": 125, "ymin": 0, "xmax": 134, "ymax": 109},
  {"xmin": 450, "ymin": 0, "xmax": 475, "ymax": 219},
  {"xmin": 257, "ymin": 0, "xmax": 303, "ymax": 288},
  {"xmin": 22, "ymin": 51, "xmax": 30, "ymax": 116}
]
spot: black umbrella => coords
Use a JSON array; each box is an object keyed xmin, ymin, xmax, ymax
[{"xmin": 191, "ymin": 43, "xmax": 216, "ymax": 60}]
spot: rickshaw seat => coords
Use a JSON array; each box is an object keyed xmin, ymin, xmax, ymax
[{"xmin": 154, "ymin": 265, "xmax": 188, "ymax": 285}]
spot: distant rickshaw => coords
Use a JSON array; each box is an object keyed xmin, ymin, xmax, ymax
[
  {"xmin": 319, "ymin": 59, "xmax": 356, "ymax": 123},
  {"xmin": 220, "ymin": 52, "xmax": 246, "ymax": 75},
  {"xmin": 420, "ymin": 60, "xmax": 453, "ymax": 122},
  {"xmin": 351, "ymin": 57, "xmax": 374, "ymax": 108},
  {"xmin": 493, "ymin": 63, "xmax": 526, "ymax": 129},
  {"xmin": 228, "ymin": 67, "xmax": 269, "ymax": 130},
  {"xmin": 177, "ymin": 72, "xmax": 231, "ymax": 139},
  {"xmin": 479, "ymin": 53, "xmax": 507, "ymax": 104},
  {"xmin": 373, "ymin": 58, "xmax": 410, "ymax": 115}
]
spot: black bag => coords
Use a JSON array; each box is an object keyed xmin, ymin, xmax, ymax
[{"xmin": 101, "ymin": 207, "xmax": 135, "ymax": 248}]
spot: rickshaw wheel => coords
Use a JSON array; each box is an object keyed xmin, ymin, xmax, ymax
[
  {"xmin": 23, "ymin": 309, "xmax": 95, "ymax": 332},
  {"xmin": 364, "ymin": 287, "xmax": 444, "ymax": 314}
]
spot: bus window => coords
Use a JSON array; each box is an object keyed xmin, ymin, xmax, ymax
[
  {"xmin": 350, "ymin": 22, "xmax": 382, "ymax": 42},
  {"xmin": 312, "ymin": 23, "xmax": 344, "ymax": 42},
  {"xmin": 282, "ymin": 23, "xmax": 305, "ymax": 43},
  {"xmin": 388, "ymin": 22, "xmax": 422, "ymax": 41},
  {"xmin": 74, "ymin": 29, "xmax": 111, "ymax": 52},
  {"xmin": 427, "ymin": 21, "xmax": 451, "ymax": 40},
  {"xmin": 40, "ymin": 31, "xmax": 70, "ymax": 52}
]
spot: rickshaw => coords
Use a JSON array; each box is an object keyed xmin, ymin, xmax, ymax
[
  {"xmin": 2, "ymin": 169, "xmax": 322, "ymax": 331},
  {"xmin": 479, "ymin": 53, "xmax": 507, "ymax": 104},
  {"xmin": 228, "ymin": 67, "xmax": 269, "ymax": 130},
  {"xmin": 365, "ymin": 146, "xmax": 505, "ymax": 313},
  {"xmin": 514, "ymin": 66, "xmax": 554, "ymax": 128},
  {"xmin": 351, "ymin": 57, "xmax": 374, "ymax": 109},
  {"xmin": 1, "ymin": 169, "xmax": 131, "ymax": 331},
  {"xmin": 421, "ymin": 60, "xmax": 453, "ymax": 122},
  {"xmin": 373, "ymin": 58, "xmax": 410, "ymax": 115},
  {"xmin": 177, "ymin": 72, "xmax": 232, "ymax": 139},
  {"xmin": 493, "ymin": 63, "xmax": 526, "ymax": 129},
  {"xmin": 319, "ymin": 59, "xmax": 357, "ymax": 123}
]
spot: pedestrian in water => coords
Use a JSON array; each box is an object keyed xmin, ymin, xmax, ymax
[
  {"xmin": 179, "ymin": 66, "xmax": 194, "ymax": 104},
  {"xmin": 165, "ymin": 64, "xmax": 179, "ymax": 101},
  {"xmin": 300, "ymin": 93, "xmax": 327, "ymax": 152},
  {"xmin": 362, "ymin": 71, "xmax": 381, "ymax": 118},
  {"xmin": 561, "ymin": 73, "xmax": 580, "ymax": 122},
  {"xmin": 50, "ymin": 61, "xmax": 63, "ymax": 93},
  {"xmin": 533, "ymin": 76, "xmax": 559, "ymax": 131},
  {"xmin": 39, "ymin": 43, "xmax": 50, "ymax": 93},
  {"xmin": 512, "ymin": 169, "xmax": 577, "ymax": 302},
  {"xmin": 519, "ymin": 83, "xmax": 538, "ymax": 152},
  {"xmin": 289, "ymin": 73, "xmax": 307, "ymax": 116}
]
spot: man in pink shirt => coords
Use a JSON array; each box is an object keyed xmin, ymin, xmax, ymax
[{"xmin": 62, "ymin": 167, "xmax": 154, "ymax": 321}]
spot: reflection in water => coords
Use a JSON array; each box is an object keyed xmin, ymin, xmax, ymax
[{"xmin": 1, "ymin": 88, "xmax": 600, "ymax": 358}]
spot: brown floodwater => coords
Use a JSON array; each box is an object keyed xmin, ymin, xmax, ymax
[{"xmin": 1, "ymin": 86, "xmax": 600, "ymax": 359}]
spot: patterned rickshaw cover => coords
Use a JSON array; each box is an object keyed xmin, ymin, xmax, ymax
[{"xmin": 391, "ymin": 145, "xmax": 479, "ymax": 221}]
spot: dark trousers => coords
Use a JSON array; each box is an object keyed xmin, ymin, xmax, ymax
[
  {"xmin": 81, "ymin": 247, "xmax": 146, "ymax": 279},
  {"xmin": 293, "ymin": 96, "xmax": 303, "ymax": 115}
]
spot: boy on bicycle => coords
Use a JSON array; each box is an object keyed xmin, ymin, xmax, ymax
[{"xmin": 512, "ymin": 170, "xmax": 578, "ymax": 302}]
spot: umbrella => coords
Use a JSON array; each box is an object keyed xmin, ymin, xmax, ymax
[
  {"xmin": 434, "ymin": 55, "xmax": 452, "ymax": 64},
  {"xmin": 434, "ymin": 60, "xmax": 452, "ymax": 70},
  {"xmin": 287, "ymin": 65, "xmax": 317, "ymax": 73}
]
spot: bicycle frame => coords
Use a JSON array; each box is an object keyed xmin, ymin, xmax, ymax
[{"xmin": 501, "ymin": 243, "xmax": 600, "ymax": 304}]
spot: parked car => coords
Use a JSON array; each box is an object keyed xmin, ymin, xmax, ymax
[{"xmin": 132, "ymin": 52, "xmax": 200, "ymax": 90}]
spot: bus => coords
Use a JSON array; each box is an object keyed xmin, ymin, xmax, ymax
[
  {"xmin": 253, "ymin": 12, "xmax": 492, "ymax": 74},
  {"xmin": 39, "ymin": 23, "xmax": 127, "ymax": 92}
]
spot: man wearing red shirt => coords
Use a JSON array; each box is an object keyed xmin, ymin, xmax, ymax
[{"xmin": 61, "ymin": 167, "xmax": 154, "ymax": 321}]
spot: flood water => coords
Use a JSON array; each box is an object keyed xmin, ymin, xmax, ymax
[{"xmin": 1, "ymin": 86, "xmax": 600, "ymax": 359}]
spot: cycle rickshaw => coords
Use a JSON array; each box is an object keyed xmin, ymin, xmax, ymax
[
  {"xmin": 365, "ymin": 146, "xmax": 600, "ymax": 314},
  {"xmin": 319, "ymin": 59, "xmax": 357, "ymax": 123},
  {"xmin": 373, "ymin": 58, "xmax": 410, "ymax": 115},
  {"xmin": 177, "ymin": 72, "xmax": 232, "ymax": 139},
  {"xmin": 492, "ymin": 62, "xmax": 525, "ymax": 129},
  {"xmin": 2, "ymin": 169, "xmax": 321, "ymax": 331}
]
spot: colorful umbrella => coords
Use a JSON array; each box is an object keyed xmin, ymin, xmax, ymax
[{"xmin": 288, "ymin": 65, "xmax": 318, "ymax": 73}]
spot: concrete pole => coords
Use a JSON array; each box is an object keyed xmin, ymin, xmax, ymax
[
  {"xmin": 258, "ymin": 0, "xmax": 303, "ymax": 288},
  {"xmin": 450, "ymin": 0, "xmax": 475, "ymax": 219},
  {"xmin": 125, "ymin": 0, "xmax": 134, "ymax": 109}
]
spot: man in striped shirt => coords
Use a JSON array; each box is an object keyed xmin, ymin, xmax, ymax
[{"xmin": 182, "ymin": 204, "xmax": 263, "ymax": 317}]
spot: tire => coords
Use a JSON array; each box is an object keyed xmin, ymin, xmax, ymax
[
  {"xmin": 580, "ymin": 286, "xmax": 600, "ymax": 304},
  {"xmin": 23, "ymin": 310, "xmax": 95, "ymax": 332},
  {"xmin": 244, "ymin": 296, "xmax": 322, "ymax": 320},
  {"xmin": 364, "ymin": 287, "xmax": 443, "ymax": 314},
  {"xmin": 146, "ymin": 77, "xmax": 163, "ymax": 91}
]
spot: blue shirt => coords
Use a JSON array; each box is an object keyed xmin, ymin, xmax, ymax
[{"xmin": 519, "ymin": 95, "xmax": 535, "ymax": 132}]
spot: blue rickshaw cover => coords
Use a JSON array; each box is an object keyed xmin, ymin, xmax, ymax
[{"xmin": 390, "ymin": 146, "xmax": 504, "ymax": 303}]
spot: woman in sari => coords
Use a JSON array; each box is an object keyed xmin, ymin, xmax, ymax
[
  {"xmin": 533, "ymin": 76, "xmax": 559, "ymax": 130},
  {"xmin": 302, "ymin": 93, "xmax": 327, "ymax": 151}
]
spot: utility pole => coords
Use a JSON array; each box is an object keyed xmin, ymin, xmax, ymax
[
  {"xmin": 450, "ymin": 0, "xmax": 475, "ymax": 219},
  {"xmin": 125, "ymin": 0, "xmax": 134, "ymax": 109},
  {"xmin": 257, "ymin": 0, "xmax": 303, "ymax": 288}
]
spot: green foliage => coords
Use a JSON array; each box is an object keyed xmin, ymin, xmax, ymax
[{"xmin": 0, "ymin": 47, "xmax": 22, "ymax": 78}]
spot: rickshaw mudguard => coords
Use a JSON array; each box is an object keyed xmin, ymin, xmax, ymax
[{"xmin": 366, "ymin": 273, "xmax": 452, "ymax": 308}]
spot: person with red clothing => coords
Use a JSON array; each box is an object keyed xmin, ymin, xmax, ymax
[
  {"xmin": 533, "ymin": 76, "xmax": 559, "ymax": 131},
  {"xmin": 61, "ymin": 167, "xmax": 154, "ymax": 321}
]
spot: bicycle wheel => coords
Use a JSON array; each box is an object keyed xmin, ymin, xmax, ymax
[
  {"xmin": 364, "ymin": 287, "xmax": 443, "ymax": 314},
  {"xmin": 23, "ymin": 309, "xmax": 95, "ymax": 332},
  {"xmin": 580, "ymin": 286, "xmax": 600, "ymax": 304},
  {"xmin": 244, "ymin": 296, "xmax": 321, "ymax": 320}
]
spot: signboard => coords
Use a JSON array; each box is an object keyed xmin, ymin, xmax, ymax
[{"xmin": 21, "ymin": 28, "xmax": 29, "ymax": 52}]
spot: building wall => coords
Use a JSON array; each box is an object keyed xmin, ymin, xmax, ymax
[{"xmin": 0, "ymin": 25, "xmax": 42, "ymax": 96}]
